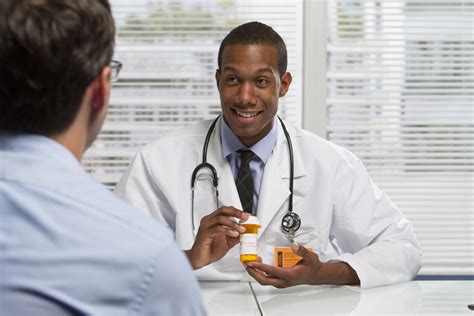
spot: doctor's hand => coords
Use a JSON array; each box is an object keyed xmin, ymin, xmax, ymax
[
  {"xmin": 244, "ymin": 243, "xmax": 360, "ymax": 288},
  {"xmin": 185, "ymin": 206, "xmax": 249, "ymax": 270}
]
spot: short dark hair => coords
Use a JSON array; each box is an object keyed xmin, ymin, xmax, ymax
[
  {"xmin": 217, "ymin": 21, "xmax": 288, "ymax": 76},
  {"xmin": 0, "ymin": 0, "xmax": 115, "ymax": 136}
]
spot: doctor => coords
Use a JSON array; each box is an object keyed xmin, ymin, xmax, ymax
[{"xmin": 116, "ymin": 21, "xmax": 422, "ymax": 289}]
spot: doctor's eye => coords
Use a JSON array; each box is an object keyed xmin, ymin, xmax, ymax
[
  {"xmin": 225, "ymin": 76, "xmax": 239, "ymax": 85},
  {"xmin": 255, "ymin": 78, "xmax": 269, "ymax": 88}
]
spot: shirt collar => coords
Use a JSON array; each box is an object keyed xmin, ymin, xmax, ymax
[
  {"xmin": 0, "ymin": 132, "xmax": 81, "ymax": 170},
  {"xmin": 220, "ymin": 116, "xmax": 277, "ymax": 163}
]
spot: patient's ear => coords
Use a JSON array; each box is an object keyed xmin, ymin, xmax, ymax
[{"xmin": 89, "ymin": 67, "xmax": 111, "ymax": 114}]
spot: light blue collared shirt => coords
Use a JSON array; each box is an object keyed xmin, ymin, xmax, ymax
[
  {"xmin": 220, "ymin": 118, "xmax": 278, "ymax": 214},
  {"xmin": 0, "ymin": 133, "xmax": 205, "ymax": 316}
]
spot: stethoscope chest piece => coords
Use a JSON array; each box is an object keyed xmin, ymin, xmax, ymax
[{"xmin": 281, "ymin": 212, "xmax": 301, "ymax": 233}]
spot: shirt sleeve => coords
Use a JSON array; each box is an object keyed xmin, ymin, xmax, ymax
[
  {"xmin": 137, "ymin": 243, "xmax": 206, "ymax": 316},
  {"xmin": 330, "ymin": 149, "xmax": 423, "ymax": 288}
]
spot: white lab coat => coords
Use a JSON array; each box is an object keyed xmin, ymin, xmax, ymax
[{"xmin": 115, "ymin": 117, "xmax": 422, "ymax": 288}]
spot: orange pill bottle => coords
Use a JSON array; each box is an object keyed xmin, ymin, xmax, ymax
[{"xmin": 240, "ymin": 216, "xmax": 261, "ymax": 262}]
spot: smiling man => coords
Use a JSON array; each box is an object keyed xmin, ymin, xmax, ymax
[
  {"xmin": 116, "ymin": 22, "xmax": 422, "ymax": 288},
  {"xmin": 216, "ymin": 43, "xmax": 291, "ymax": 147}
]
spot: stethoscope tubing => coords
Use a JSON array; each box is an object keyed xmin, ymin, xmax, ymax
[{"xmin": 277, "ymin": 116, "xmax": 294, "ymax": 214}]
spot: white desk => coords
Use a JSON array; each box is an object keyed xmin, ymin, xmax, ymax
[
  {"xmin": 200, "ymin": 281, "xmax": 474, "ymax": 315},
  {"xmin": 251, "ymin": 281, "xmax": 474, "ymax": 315},
  {"xmin": 199, "ymin": 281, "xmax": 260, "ymax": 315}
]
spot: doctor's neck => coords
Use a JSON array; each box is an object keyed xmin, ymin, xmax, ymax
[{"xmin": 224, "ymin": 116, "xmax": 275, "ymax": 148}]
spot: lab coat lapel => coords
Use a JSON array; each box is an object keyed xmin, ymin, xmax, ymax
[
  {"xmin": 217, "ymin": 164, "xmax": 241, "ymax": 208},
  {"xmin": 206, "ymin": 117, "xmax": 242, "ymax": 209},
  {"xmin": 257, "ymin": 151, "xmax": 290, "ymax": 236},
  {"xmin": 257, "ymin": 121, "xmax": 306, "ymax": 236}
]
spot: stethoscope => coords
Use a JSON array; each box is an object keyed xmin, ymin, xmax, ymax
[{"xmin": 190, "ymin": 115, "xmax": 301, "ymax": 241}]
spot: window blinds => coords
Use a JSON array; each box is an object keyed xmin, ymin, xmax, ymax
[
  {"xmin": 82, "ymin": 0, "xmax": 303, "ymax": 188},
  {"xmin": 327, "ymin": 0, "xmax": 473, "ymax": 275}
]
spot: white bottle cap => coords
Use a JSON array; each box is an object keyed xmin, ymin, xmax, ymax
[{"xmin": 240, "ymin": 215, "xmax": 260, "ymax": 226}]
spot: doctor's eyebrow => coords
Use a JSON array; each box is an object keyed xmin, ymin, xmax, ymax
[{"xmin": 221, "ymin": 66, "xmax": 275, "ymax": 75}]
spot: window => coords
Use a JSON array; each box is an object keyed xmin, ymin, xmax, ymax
[
  {"xmin": 82, "ymin": 0, "xmax": 303, "ymax": 188},
  {"xmin": 326, "ymin": 0, "xmax": 473, "ymax": 275},
  {"xmin": 82, "ymin": 0, "xmax": 472, "ymax": 276}
]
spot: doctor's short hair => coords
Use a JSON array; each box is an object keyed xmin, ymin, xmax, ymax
[
  {"xmin": 217, "ymin": 21, "xmax": 288, "ymax": 77},
  {"xmin": 0, "ymin": 0, "xmax": 115, "ymax": 135}
]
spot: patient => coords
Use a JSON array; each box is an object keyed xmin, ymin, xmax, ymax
[{"xmin": 0, "ymin": 0, "xmax": 205, "ymax": 315}]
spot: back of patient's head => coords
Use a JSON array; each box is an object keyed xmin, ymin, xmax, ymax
[
  {"xmin": 0, "ymin": 0, "xmax": 115, "ymax": 136},
  {"xmin": 217, "ymin": 21, "xmax": 288, "ymax": 76}
]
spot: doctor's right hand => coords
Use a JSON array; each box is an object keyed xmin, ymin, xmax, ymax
[{"xmin": 185, "ymin": 206, "xmax": 249, "ymax": 270}]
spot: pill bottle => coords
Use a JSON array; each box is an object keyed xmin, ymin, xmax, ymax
[{"xmin": 240, "ymin": 215, "xmax": 261, "ymax": 262}]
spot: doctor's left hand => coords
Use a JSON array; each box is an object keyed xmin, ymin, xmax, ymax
[
  {"xmin": 244, "ymin": 243, "xmax": 360, "ymax": 288},
  {"xmin": 185, "ymin": 206, "xmax": 249, "ymax": 270}
]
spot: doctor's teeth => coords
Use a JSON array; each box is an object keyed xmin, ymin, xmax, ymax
[{"xmin": 236, "ymin": 111, "xmax": 258, "ymax": 118}]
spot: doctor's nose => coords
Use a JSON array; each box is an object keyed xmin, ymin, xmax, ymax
[{"xmin": 236, "ymin": 82, "xmax": 256, "ymax": 106}]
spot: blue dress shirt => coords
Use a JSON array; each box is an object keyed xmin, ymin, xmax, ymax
[
  {"xmin": 220, "ymin": 118, "xmax": 277, "ymax": 214},
  {"xmin": 0, "ymin": 133, "xmax": 206, "ymax": 316}
]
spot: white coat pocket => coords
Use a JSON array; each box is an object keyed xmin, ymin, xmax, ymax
[
  {"xmin": 261, "ymin": 227, "xmax": 322, "ymax": 265},
  {"xmin": 293, "ymin": 227, "xmax": 321, "ymax": 254}
]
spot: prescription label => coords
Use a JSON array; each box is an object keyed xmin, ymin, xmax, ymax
[
  {"xmin": 240, "ymin": 233, "xmax": 258, "ymax": 255},
  {"xmin": 274, "ymin": 247, "xmax": 312, "ymax": 268}
]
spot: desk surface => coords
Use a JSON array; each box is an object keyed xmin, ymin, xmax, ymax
[
  {"xmin": 199, "ymin": 281, "xmax": 260, "ymax": 316},
  {"xmin": 200, "ymin": 281, "xmax": 474, "ymax": 316}
]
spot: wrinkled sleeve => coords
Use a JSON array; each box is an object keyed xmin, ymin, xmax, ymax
[
  {"xmin": 115, "ymin": 150, "xmax": 176, "ymax": 230},
  {"xmin": 138, "ymin": 243, "xmax": 206, "ymax": 316},
  {"xmin": 330, "ymin": 150, "xmax": 422, "ymax": 288}
]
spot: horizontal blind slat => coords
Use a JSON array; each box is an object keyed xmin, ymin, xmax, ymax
[
  {"xmin": 83, "ymin": 1, "xmax": 304, "ymax": 199},
  {"xmin": 327, "ymin": 0, "xmax": 473, "ymax": 276}
]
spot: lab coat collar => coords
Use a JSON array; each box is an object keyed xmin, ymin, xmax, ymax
[
  {"xmin": 208, "ymin": 116, "xmax": 306, "ymax": 178},
  {"xmin": 273, "ymin": 119, "xmax": 306, "ymax": 179}
]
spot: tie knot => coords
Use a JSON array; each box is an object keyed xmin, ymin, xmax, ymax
[{"xmin": 238, "ymin": 149, "xmax": 255, "ymax": 165}]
